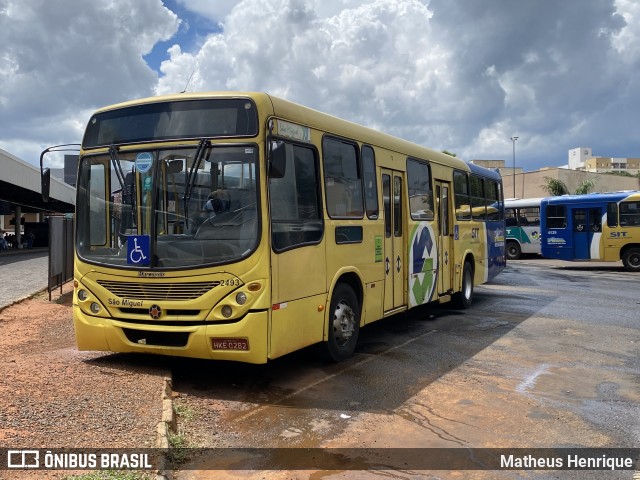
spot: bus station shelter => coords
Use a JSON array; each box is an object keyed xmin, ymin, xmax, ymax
[{"xmin": 0, "ymin": 148, "xmax": 75, "ymax": 249}]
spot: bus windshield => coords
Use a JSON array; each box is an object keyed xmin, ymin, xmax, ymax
[{"xmin": 76, "ymin": 144, "xmax": 259, "ymax": 269}]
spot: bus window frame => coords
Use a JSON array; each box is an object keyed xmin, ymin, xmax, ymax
[
  {"xmin": 453, "ymin": 170, "xmax": 471, "ymax": 221},
  {"xmin": 406, "ymin": 158, "xmax": 434, "ymax": 221},
  {"xmin": 619, "ymin": 200, "xmax": 640, "ymax": 227},
  {"xmin": 546, "ymin": 205, "xmax": 567, "ymax": 229},
  {"xmin": 361, "ymin": 145, "xmax": 379, "ymax": 219},
  {"xmin": 268, "ymin": 138, "xmax": 324, "ymax": 253},
  {"xmin": 322, "ymin": 135, "xmax": 365, "ymax": 220}
]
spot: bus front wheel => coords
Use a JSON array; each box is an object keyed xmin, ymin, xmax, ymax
[
  {"xmin": 506, "ymin": 241, "xmax": 522, "ymax": 260},
  {"xmin": 622, "ymin": 248, "xmax": 640, "ymax": 272},
  {"xmin": 453, "ymin": 261, "xmax": 474, "ymax": 309},
  {"xmin": 323, "ymin": 283, "xmax": 360, "ymax": 362}
]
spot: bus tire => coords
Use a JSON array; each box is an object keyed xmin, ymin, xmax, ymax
[
  {"xmin": 506, "ymin": 241, "xmax": 521, "ymax": 260},
  {"xmin": 323, "ymin": 283, "xmax": 360, "ymax": 362},
  {"xmin": 453, "ymin": 261, "xmax": 474, "ymax": 309},
  {"xmin": 622, "ymin": 247, "xmax": 640, "ymax": 272}
]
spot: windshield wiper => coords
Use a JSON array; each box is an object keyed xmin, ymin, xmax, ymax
[
  {"xmin": 183, "ymin": 138, "xmax": 211, "ymax": 224},
  {"xmin": 109, "ymin": 145, "xmax": 126, "ymax": 190}
]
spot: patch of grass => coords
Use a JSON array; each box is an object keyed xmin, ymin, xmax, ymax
[
  {"xmin": 168, "ymin": 430, "xmax": 193, "ymax": 465},
  {"xmin": 173, "ymin": 401, "xmax": 195, "ymax": 422}
]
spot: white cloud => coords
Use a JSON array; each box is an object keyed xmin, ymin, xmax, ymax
[
  {"xmin": 156, "ymin": 0, "xmax": 455, "ymax": 142},
  {"xmin": 0, "ymin": 0, "xmax": 179, "ymax": 164},
  {"xmin": 2, "ymin": 0, "xmax": 640, "ymax": 172},
  {"xmin": 613, "ymin": 0, "xmax": 640, "ymax": 62},
  {"xmin": 175, "ymin": 0, "xmax": 240, "ymax": 24}
]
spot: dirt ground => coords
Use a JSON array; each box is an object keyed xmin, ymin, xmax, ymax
[{"xmin": 0, "ymin": 283, "xmax": 168, "ymax": 479}]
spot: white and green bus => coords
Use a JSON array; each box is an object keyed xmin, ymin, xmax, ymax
[{"xmin": 505, "ymin": 198, "xmax": 544, "ymax": 260}]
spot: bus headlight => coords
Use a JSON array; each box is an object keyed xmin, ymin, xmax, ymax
[
  {"xmin": 90, "ymin": 302, "xmax": 101, "ymax": 314},
  {"xmin": 221, "ymin": 305, "xmax": 233, "ymax": 318},
  {"xmin": 236, "ymin": 292, "xmax": 247, "ymax": 305},
  {"xmin": 78, "ymin": 289, "xmax": 89, "ymax": 301}
]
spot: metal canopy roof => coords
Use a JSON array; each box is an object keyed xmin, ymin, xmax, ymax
[{"xmin": 0, "ymin": 148, "xmax": 75, "ymax": 215}]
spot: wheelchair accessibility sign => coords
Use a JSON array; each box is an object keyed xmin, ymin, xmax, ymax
[{"xmin": 127, "ymin": 235, "xmax": 150, "ymax": 265}]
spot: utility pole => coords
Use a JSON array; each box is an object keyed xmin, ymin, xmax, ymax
[{"xmin": 510, "ymin": 136, "xmax": 519, "ymax": 198}]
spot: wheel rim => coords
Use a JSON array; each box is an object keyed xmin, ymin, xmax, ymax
[
  {"xmin": 629, "ymin": 253, "xmax": 640, "ymax": 268},
  {"xmin": 332, "ymin": 300, "xmax": 355, "ymax": 347},
  {"xmin": 508, "ymin": 245, "xmax": 518, "ymax": 258}
]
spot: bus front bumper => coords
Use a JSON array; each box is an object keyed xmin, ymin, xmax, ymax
[{"xmin": 73, "ymin": 309, "xmax": 269, "ymax": 364}]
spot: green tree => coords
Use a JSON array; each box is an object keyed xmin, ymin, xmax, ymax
[
  {"xmin": 540, "ymin": 177, "xmax": 597, "ymax": 196},
  {"xmin": 574, "ymin": 178, "xmax": 597, "ymax": 195},
  {"xmin": 540, "ymin": 177, "xmax": 569, "ymax": 196}
]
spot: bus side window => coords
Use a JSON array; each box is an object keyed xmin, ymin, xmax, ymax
[
  {"xmin": 607, "ymin": 202, "xmax": 618, "ymax": 227},
  {"xmin": 453, "ymin": 171, "xmax": 470, "ymax": 221},
  {"xmin": 269, "ymin": 142, "xmax": 323, "ymax": 251},
  {"xmin": 361, "ymin": 146, "xmax": 379, "ymax": 219},
  {"xmin": 407, "ymin": 158, "xmax": 434, "ymax": 221},
  {"xmin": 485, "ymin": 180, "xmax": 501, "ymax": 221},
  {"xmin": 620, "ymin": 201, "xmax": 640, "ymax": 227},
  {"xmin": 546, "ymin": 205, "xmax": 566, "ymax": 229},
  {"xmin": 323, "ymin": 137, "xmax": 364, "ymax": 218}
]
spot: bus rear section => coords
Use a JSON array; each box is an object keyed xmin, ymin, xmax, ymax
[
  {"xmin": 540, "ymin": 192, "xmax": 640, "ymax": 272},
  {"xmin": 504, "ymin": 198, "xmax": 543, "ymax": 260}
]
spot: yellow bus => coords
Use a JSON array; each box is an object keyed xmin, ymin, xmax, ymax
[{"xmin": 42, "ymin": 92, "xmax": 505, "ymax": 363}]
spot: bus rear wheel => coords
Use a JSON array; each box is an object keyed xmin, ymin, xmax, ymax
[
  {"xmin": 453, "ymin": 261, "xmax": 474, "ymax": 309},
  {"xmin": 323, "ymin": 283, "xmax": 360, "ymax": 362},
  {"xmin": 622, "ymin": 248, "xmax": 640, "ymax": 272},
  {"xmin": 506, "ymin": 241, "xmax": 521, "ymax": 260}
]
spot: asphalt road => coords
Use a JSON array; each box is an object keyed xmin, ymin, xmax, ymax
[{"xmin": 170, "ymin": 259, "xmax": 640, "ymax": 479}]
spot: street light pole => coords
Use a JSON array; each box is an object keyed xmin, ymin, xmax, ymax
[{"xmin": 510, "ymin": 136, "xmax": 519, "ymax": 198}]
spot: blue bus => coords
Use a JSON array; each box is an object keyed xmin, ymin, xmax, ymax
[
  {"xmin": 463, "ymin": 162, "xmax": 506, "ymax": 283},
  {"xmin": 540, "ymin": 191, "xmax": 640, "ymax": 272}
]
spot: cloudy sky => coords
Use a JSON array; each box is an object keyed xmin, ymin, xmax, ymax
[{"xmin": 1, "ymin": 0, "xmax": 639, "ymax": 172}]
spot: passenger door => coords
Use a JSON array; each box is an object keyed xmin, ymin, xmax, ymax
[
  {"xmin": 572, "ymin": 207, "xmax": 602, "ymax": 260},
  {"xmin": 268, "ymin": 141, "xmax": 326, "ymax": 357},
  {"xmin": 382, "ymin": 169, "xmax": 405, "ymax": 312},
  {"xmin": 435, "ymin": 180, "xmax": 454, "ymax": 295}
]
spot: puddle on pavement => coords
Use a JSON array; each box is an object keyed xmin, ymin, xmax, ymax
[{"xmin": 517, "ymin": 364, "xmax": 640, "ymax": 405}]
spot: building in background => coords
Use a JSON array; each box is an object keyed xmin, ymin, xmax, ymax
[
  {"xmin": 49, "ymin": 154, "xmax": 79, "ymax": 187},
  {"xmin": 568, "ymin": 147, "xmax": 640, "ymax": 175},
  {"xmin": 470, "ymin": 159, "xmax": 640, "ymax": 200}
]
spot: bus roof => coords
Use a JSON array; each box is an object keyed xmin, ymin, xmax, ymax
[
  {"xmin": 541, "ymin": 191, "xmax": 640, "ymax": 205},
  {"xmin": 504, "ymin": 197, "xmax": 545, "ymax": 208},
  {"xmin": 88, "ymin": 91, "xmax": 471, "ymax": 172},
  {"xmin": 466, "ymin": 161, "xmax": 502, "ymax": 181}
]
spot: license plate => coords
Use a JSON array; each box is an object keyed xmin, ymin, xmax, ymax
[{"xmin": 210, "ymin": 338, "xmax": 249, "ymax": 351}]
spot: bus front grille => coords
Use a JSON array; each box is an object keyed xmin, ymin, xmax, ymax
[
  {"xmin": 122, "ymin": 328, "xmax": 190, "ymax": 347},
  {"xmin": 97, "ymin": 280, "xmax": 219, "ymax": 300}
]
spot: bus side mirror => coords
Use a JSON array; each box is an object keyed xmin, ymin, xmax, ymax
[
  {"xmin": 268, "ymin": 141, "xmax": 286, "ymax": 179},
  {"xmin": 41, "ymin": 168, "xmax": 51, "ymax": 202}
]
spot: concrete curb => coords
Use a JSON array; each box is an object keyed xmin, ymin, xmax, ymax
[
  {"xmin": 156, "ymin": 375, "xmax": 176, "ymax": 480},
  {"xmin": 0, "ymin": 288, "xmax": 47, "ymax": 313}
]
